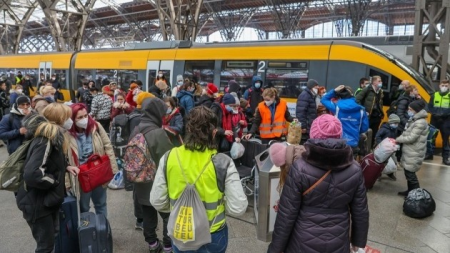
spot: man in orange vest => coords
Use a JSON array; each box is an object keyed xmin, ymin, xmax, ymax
[{"xmin": 244, "ymin": 88, "xmax": 293, "ymax": 144}]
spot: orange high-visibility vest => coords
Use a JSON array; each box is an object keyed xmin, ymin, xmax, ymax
[{"xmin": 258, "ymin": 99, "xmax": 288, "ymax": 139}]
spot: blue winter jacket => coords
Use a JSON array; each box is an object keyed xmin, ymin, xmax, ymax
[
  {"xmin": 321, "ymin": 90, "xmax": 369, "ymax": 147},
  {"xmin": 176, "ymin": 90, "xmax": 195, "ymax": 115},
  {"xmin": 0, "ymin": 106, "xmax": 26, "ymax": 154}
]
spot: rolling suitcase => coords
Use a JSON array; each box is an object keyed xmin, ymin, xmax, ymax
[
  {"xmin": 55, "ymin": 195, "xmax": 79, "ymax": 253},
  {"xmin": 78, "ymin": 212, "xmax": 113, "ymax": 253},
  {"xmin": 360, "ymin": 153, "xmax": 386, "ymax": 189}
]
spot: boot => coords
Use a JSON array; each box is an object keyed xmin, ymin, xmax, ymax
[
  {"xmin": 443, "ymin": 158, "xmax": 450, "ymax": 165},
  {"xmin": 424, "ymin": 154, "xmax": 433, "ymax": 160},
  {"xmin": 398, "ymin": 182, "xmax": 413, "ymax": 196}
]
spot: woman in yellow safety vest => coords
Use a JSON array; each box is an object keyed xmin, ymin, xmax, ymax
[
  {"xmin": 150, "ymin": 106, "xmax": 248, "ymax": 253},
  {"xmin": 243, "ymin": 88, "xmax": 294, "ymax": 144}
]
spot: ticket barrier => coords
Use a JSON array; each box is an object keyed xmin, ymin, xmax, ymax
[{"xmin": 253, "ymin": 148, "xmax": 281, "ymax": 242}]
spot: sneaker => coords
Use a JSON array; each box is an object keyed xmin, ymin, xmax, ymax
[
  {"xmin": 163, "ymin": 246, "xmax": 173, "ymax": 253},
  {"xmin": 149, "ymin": 241, "xmax": 162, "ymax": 253},
  {"xmin": 135, "ymin": 221, "xmax": 143, "ymax": 231},
  {"xmin": 386, "ymin": 173, "xmax": 397, "ymax": 181},
  {"xmin": 424, "ymin": 154, "xmax": 433, "ymax": 160}
]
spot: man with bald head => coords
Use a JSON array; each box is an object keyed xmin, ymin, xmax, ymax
[{"xmin": 391, "ymin": 80, "xmax": 411, "ymax": 101}]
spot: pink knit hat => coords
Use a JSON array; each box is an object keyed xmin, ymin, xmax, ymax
[
  {"xmin": 309, "ymin": 114, "xmax": 343, "ymax": 139},
  {"xmin": 269, "ymin": 143, "xmax": 287, "ymax": 167}
]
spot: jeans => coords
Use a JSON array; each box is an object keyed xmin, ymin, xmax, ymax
[
  {"xmin": 26, "ymin": 211, "xmax": 59, "ymax": 253},
  {"xmin": 80, "ymin": 185, "xmax": 108, "ymax": 217},
  {"xmin": 172, "ymin": 225, "xmax": 228, "ymax": 253},
  {"xmin": 141, "ymin": 205, "xmax": 171, "ymax": 247}
]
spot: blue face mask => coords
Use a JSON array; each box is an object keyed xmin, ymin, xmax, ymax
[
  {"xmin": 255, "ymin": 82, "xmax": 261, "ymax": 89},
  {"xmin": 407, "ymin": 111, "xmax": 415, "ymax": 118},
  {"xmin": 225, "ymin": 105, "xmax": 233, "ymax": 112},
  {"xmin": 390, "ymin": 124, "xmax": 398, "ymax": 129}
]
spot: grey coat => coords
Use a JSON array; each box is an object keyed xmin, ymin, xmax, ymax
[{"xmin": 396, "ymin": 109, "xmax": 429, "ymax": 172}]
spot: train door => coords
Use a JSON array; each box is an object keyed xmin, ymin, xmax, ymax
[
  {"xmin": 39, "ymin": 62, "xmax": 52, "ymax": 81},
  {"xmin": 160, "ymin": 60, "xmax": 174, "ymax": 90},
  {"xmin": 146, "ymin": 61, "xmax": 159, "ymax": 91}
]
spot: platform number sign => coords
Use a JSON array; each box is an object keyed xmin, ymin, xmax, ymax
[{"xmin": 258, "ymin": 61, "xmax": 266, "ymax": 73}]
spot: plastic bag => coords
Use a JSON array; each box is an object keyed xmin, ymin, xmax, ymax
[
  {"xmin": 403, "ymin": 188, "xmax": 436, "ymax": 218},
  {"xmin": 382, "ymin": 157, "xmax": 397, "ymax": 174},
  {"xmin": 373, "ymin": 138, "xmax": 397, "ymax": 163},
  {"xmin": 230, "ymin": 142, "xmax": 245, "ymax": 159},
  {"xmin": 287, "ymin": 120, "xmax": 302, "ymax": 145},
  {"xmin": 108, "ymin": 170, "xmax": 125, "ymax": 190}
]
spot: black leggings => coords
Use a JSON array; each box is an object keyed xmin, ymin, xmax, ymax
[{"xmin": 26, "ymin": 212, "xmax": 59, "ymax": 253}]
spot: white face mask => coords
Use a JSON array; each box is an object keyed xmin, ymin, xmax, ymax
[
  {"xmin": 76, "ymin": 118, "xmax": 88, "ymax": 129},
  {"xmin": 265, "ymin": 100, "xmax": 274, "ymax": 106},
  {"xmin": 399, "ymin": 84, "xmax": 404, "ymax": 90},
  {"xmin": 312, "ymin": 88, "xmax": 318, "ymax": 94},
  {"xmin": 232, "ymin": 109, "xmax": 239, "ymax": 114},
  {"xmin": 133, "ymin": 95, "xmax": 138, "ymax": 102},
  {"xmin": 158, "ymin": 74, "xmax": 163, "ymax": 77},
  {"xmin": 63, "ymin": 118, "xmax": 73, "ymax": 130},
  {"xmin": 17, "ymin": 89, "xmax": 23, "ymax": 94},
  {"xmin": 440, "ymin": 86, "xmax": 449, "ymax": 93},
  {"xmin": 18, "ymin": 108, "xmax": 29, "ymax": 115}
]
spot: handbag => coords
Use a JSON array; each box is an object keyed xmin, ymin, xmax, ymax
[{"xmin": 78, "ymin": 154, "xmax": 114, "ymax": 193}]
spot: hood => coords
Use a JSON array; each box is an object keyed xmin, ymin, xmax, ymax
[
  {"xmin": 140, "ymin": 97, "xmax": 167, "ymax": 133},
  {"xmin": 301, "ymin": 139, "xmax": 353, "ymax": 171},
  {"xmin": 149, "ymin": 85, "xmax": 162, "ymax": 96},
  {"xmin": 412, "ymin": 109, "xmax": 428, "ymax": 120},
  {"xmin": 252, "ymin": 76, "xmax": 263, "ymax": 89},
  {"xmin": 196, "ymin": 94, "xmax": 214, "ymax": 106},
  {"xmin": 10, "ymin": 104, "xmax": 25, "ymax": 116},
  {"xmin": 177, "ymin": 90, "xmax": 193, "ymax": 99},
  {"xmin": 336, "ymin": 97, "xmax": 365, "ymax": 112},
  {"xmin": 22, "ymin": 113, "xmax": 65, "ymax": 147}
]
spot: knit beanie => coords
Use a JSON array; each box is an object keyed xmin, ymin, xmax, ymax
[
  {"xmin": 269, "ymin": 143, "xmax": 287, "ymax": 167},
  {"xmin": 388, "ymin": 114, "xmax": 400, "ymax": 124},
  {"xmin": 409, "ymin": 100, "xmax": 426, "ymax": 113},
  {"xmin": 309, "ymin": 114, "xmax": 343, "ymax": 139},
  {"xmin": 16, "ymin": 95, "xmax": 31, "ymax": 105},
  {"xmin": 230, "ymin": 92, "xmax": 239, "ymax": 105},
  {"xmin": 222, "ymin": 94, "xmax": 235, "ymax": 105},
  {"xmin": 136, "ymin": 92, "xmax": 154, "ymax": 109},
  {"xmin": 206, "ymin": 83, "xmax": 218, "ymax": 95},
  {"xmin": 307, "ymin": 79, "xmax": 319, "ymax": 89}
]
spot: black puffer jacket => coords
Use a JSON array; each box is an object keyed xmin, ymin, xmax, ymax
[
  {"xmin": 295, "ymin": 89, "xmax": 317, "ymax": 132},
  {"xmin": 268, "ymin": 139, "xmax": 369, "ymax": 253},
  {"xmin": 395, "ymin": 95, "xmax": 416, "ymax": 131},
  {"xmin": 16, "ymin": 115, "xmax": 67, "ymax": 223},
  {"xmin": 195, "ymin": 94, "xmax": 214, "ymax": 108}
]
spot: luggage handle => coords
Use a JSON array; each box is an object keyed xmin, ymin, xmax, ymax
[
  {"xmin": 85, "ymin": 154, "xmax": 103, "ymax": 167},
  {"xmin": 69, "ymin": 175, "xmax": 82, "ymax": 227}
]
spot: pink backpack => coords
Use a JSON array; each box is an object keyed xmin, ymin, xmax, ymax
[{"xmin": 124, "ymin": 131, "xmax": 156, "ymax": 183}]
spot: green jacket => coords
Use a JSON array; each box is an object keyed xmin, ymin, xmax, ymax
[{"xmin": 355, "ymin": 85, "xmax": 384, "ymax": 118}]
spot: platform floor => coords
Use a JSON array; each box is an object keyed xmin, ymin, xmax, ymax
[{"xmin": 0, "ymin": 148, "xmax": 449, "ymax": 253}]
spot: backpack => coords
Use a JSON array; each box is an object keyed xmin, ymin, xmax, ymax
[
  {"xmin": 386, "ymin": 99, "xmax": 399, "ymax": 116},
  {"xmin": 0, "ymin": 139, "xmax": 51, "ymax": 192},
  {"xmin": 110, "ymin": 112, "xmax": 140, "ymax": 147},
  {"xmin": 123, "ymin": 127, "xmax": 157, "ymax": 183},
  {"xmin": 167, "ymin": 149, "xmax": 221, "ymax": 251}
]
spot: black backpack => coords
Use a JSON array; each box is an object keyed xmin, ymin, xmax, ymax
[
  {"xmin": 386, "ymin": 99, "xmax": 399, "ymax": 116},
  {"xmin": 110, "ymin": 112, "xmax": 141, "ymax": 147}
]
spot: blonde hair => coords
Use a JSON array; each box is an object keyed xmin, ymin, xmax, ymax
[
  {"xmin": 42, "ymin": 103, "xmax": 72, "ymax": 126},
  {"xmin": 372, "ymin": 75, "xmax": 381, "ymax": 83},
  {"xmin": 262, "ymin": 87, "xmax": 278, "ymax": 98},
  {"xmin": 39, "ymin": 85, "xmax": 56, "ymax": 96}
]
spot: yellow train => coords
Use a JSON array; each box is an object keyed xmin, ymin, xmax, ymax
[{"xmin": 0, "ymin": 40, "xmax": 438, "ymax": 143}]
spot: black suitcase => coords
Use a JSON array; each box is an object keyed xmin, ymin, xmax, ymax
[
  {"xmin": 78, "ymin": 212, "xmax": 113, "ymax": 253},
  {"xmin": 55, "ymin": 195, "xmax": 79, "ymax": 253}
]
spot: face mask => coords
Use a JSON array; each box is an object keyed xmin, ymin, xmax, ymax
[
  {"xmin": 25, "ymin": 77, "xmax": 29, "ymax": 80},
  {"xmin": 440, "ymin": 87, "xmax": 449, "ymax": 93},
  {"xmin": 63, "ymin": 118, "xmax": 73, "ymax": 130},
  {"xmin": 51, "ymin": 78, "xmax": 55, "ymax": 81},
  {"xmin": 188, "ymin": 87, "xmax": 195, "ymax": 92},
  {"xmin": 177, "ymin": 81, "xmax": 183, "ymax": 86},
  {"xmin": 301, "ymin": 85, "xmax": 307, "ymax": 90},
  {"xmin": 232, "ymin": 109, "xmax": 239, "ymax": 114},
  {"xmin": 18, "ymin": 108, "xmax": 28, "ymax": 115},
  {"xmin": 166, "ymin": 108, "xmax": 172, "ymax": 114},
  {"xmin": 158, "ymin": 74, "xmax": 163, "ymax": 78},
  {"xmin": 399, "ymin": 84, "xmax": 404, "ymax": 90},
  {"xmin": 213, "ymin": 93, "xmax": 219, "ymax": 98},
  {"xmin": 45, "ymin": 96, "xmax": 55, "ymax": 102},
  {"xmin": 312, "ymin": 88, "xmax": 318, "ymax": 94},
  {"xmin": 407, "ymin": 111, "xmax": 415, "ymax": 118},
  {"xmin": 390, "ymin": 124, "xmax": 398, "ymax": 129},
  {"xmin": 377, "ymin": 83, "xmax": 383, "ymax": 88},
  {"xmin": 17, "ymin": 89, "xmax": 23, "ymax": 93},
  {"xmin": 255, "ymin": 82, "xmax": 261, "ymax": 89},
  {"xmin": 265, "ymin": 100, "xmax": 274, "ymax": 106},
  {"xmin": 410, "ymin": 93, "xmax": 416, "ymax": 98},
  {"xmin": 76, "ymin": 118, "xmax": 88, "ymax": 129},
  {"xmin": 225, "ymin": 105, "xmax": 233, "ymax": 112},
  {"xmin": 133, "ymin": 95, "xmax": 138, "ymax": 102}
]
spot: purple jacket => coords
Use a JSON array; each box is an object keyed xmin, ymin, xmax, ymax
[{"xmin": 268, "ymin": 139, "xmax": 369, "ymax": 253}]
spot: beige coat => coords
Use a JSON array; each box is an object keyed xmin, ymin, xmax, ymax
[{"xmin": 67, "ymin": 122, "xmax": 118, "ymax": 174}]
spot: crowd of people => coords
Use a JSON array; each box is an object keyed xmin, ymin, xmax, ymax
[{"xmin": 0, "ymin": 71, "xmax": 448, "ymax": 253}]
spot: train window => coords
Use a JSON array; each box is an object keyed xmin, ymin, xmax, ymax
[
  {"xmin": 96, "ymin": 69, "xmax": 138, "ymax": 92},
  {"xmin": 184, "ymin": 61, "xmax": 214, "ymax": 86},
  {"xmin": 77, "ymin": 70, "xmax": 94, "ymax": 88},
  {"xmin": 53, "ymin": 69, "xmax": 67, "ymax": 89},
  {"xmin": 221, "ymin": 60, "xmax": 257, "ymax": 92},
  {"xmin": 266, "ymin": 61, "xmax": 308, "ymax": 98},
  {"xmin": 369, "ymin": 68, "xmax": 392, "ymax": 106},
  {"xmin": 148, "ymin": 70, "xmax": 156, "ymax": 90}
]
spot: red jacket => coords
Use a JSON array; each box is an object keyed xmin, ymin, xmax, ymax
[
  {"xmin": 231, "ymin": 108, "xmax": 248, "ymax": 138},
  {"xmin": 126, "ymin": 89, "xmax": 137, "ymax": 107},
  {"xmin": 111, "ymin": 102, "xmax": 134, "ymax": 119}
]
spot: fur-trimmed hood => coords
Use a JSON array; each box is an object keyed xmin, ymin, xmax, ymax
[
  {"xmin": 302, "ymin": 139, "xmax": 354, "ymax": 171},
  {"xmin": 22, "ymin": 112, "xmax": 65, "ymax": 148}
]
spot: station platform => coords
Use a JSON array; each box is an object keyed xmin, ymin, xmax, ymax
[{"xmin": 0, "ymin": 149, "xmax": 449, "ymax": 253}]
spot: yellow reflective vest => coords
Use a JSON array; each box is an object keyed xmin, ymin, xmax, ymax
[
  {"xmin": 433, "ymin": 92, "xmax": 450, "ymax": 108},
  {"xmin": 165, "ymin": 146, "xmax": 226, "ymax": 233}
]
